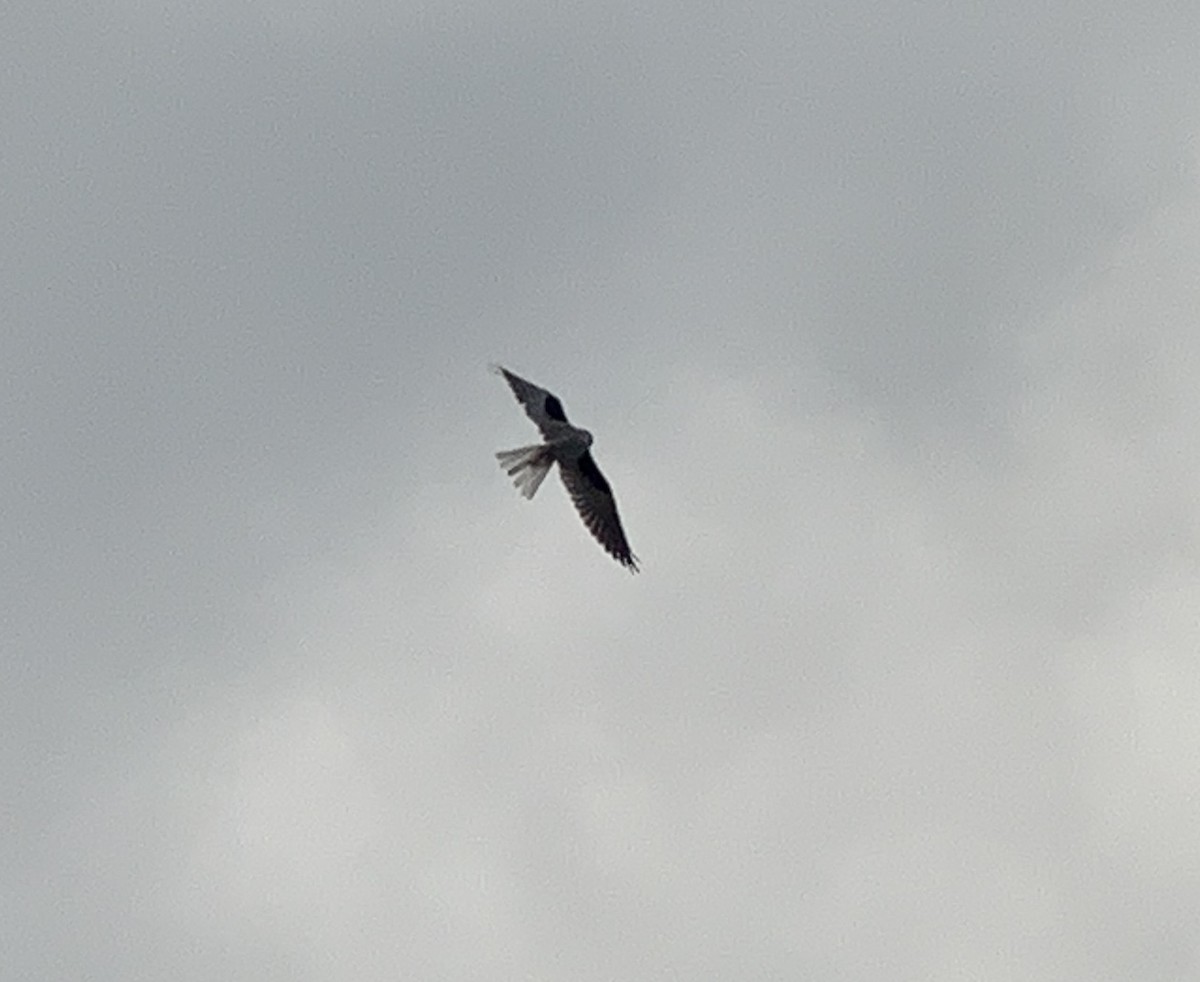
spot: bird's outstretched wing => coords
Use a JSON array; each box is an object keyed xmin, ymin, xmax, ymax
[
  {"xmin": 560, "ymin": 451, "xmax": 639, "ymax": 572},
  {"xmin": 491, "ymin": 365, "xmax": 570, "ymax": 437}
]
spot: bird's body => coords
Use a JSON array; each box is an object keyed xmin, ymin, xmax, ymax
[{"xmin": 493, "ymin": 365, "xmax": 639, "ymax": 572}]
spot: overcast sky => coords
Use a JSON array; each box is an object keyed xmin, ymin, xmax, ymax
[{"xmin": 5, "ymin": 2, "xmax": 1200, "ymax": 979}]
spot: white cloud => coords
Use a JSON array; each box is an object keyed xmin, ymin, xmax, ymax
[{"xmin": 6, "ymin": 2, "xmax": 1200, "ymax": 979}]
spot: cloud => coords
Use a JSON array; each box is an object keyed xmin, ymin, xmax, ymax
[{"xmin": 5, "ymin": 2, "xmax": 1200, "ymax": 979}]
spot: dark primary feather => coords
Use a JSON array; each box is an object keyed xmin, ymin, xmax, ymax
[
  {"xmin": 494, "ymin": 365, "xmax": 570, "ymax": 435},
  {"xmin": 561, "ymin": 451, "xmax": 638, "ymax": 572}
]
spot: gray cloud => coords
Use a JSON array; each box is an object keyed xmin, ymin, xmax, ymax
[{"xmin": 5, "ymin": 2, "xmax": 1200, "ymax": 979}]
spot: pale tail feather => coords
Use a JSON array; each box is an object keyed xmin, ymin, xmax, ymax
[{"xmin": 496, "ymin": 444, "xmax": 554, "ymax": 499}]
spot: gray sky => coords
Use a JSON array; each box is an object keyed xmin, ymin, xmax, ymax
[{"xmin": 5, "ymin": 2, "xmax": 1200, "ymax": 979}]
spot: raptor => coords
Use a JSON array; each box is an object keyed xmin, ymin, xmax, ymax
[{"xmin": 493, "ymin": 365, "xmax": 639, "ymax": 572}]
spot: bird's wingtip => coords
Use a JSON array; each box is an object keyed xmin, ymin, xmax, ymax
[{"xmin": 488, "ymin": 362, "xmax": 506, "ymax": 376}]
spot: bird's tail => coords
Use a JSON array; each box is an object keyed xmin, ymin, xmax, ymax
[{"xmin": 496, "ymin": 444, "xmax": 554, "ymax": 499}]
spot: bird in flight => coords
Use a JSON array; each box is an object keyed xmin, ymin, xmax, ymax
[{"xmin": 493, "ymin": 365, "xmax": 639, "ymax": 572}]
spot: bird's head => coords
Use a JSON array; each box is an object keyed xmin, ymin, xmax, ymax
[{"xmin": 580, "ymin": 428, "xmax": 594, "ymax": 448}]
